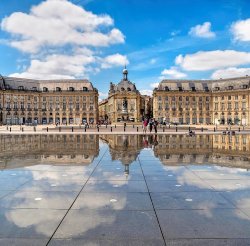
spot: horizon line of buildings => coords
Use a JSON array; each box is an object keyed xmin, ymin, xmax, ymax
[{"xmin": 1, "ymin": 69, "xmax": 250, "ymax": 125}]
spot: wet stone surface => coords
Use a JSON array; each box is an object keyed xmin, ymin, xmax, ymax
[{"xmin": 0, "ymin": 134, "xmax": 250, "ymax": 245}]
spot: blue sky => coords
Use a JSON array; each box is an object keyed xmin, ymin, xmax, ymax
[{"xmin": 1, "ymin": 0, "xmax": 250, "ymax": 98}]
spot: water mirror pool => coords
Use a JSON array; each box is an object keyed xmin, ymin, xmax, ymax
[{"xmin": 0, "ymin": 134, "xmax": 250, "ymax": 245}]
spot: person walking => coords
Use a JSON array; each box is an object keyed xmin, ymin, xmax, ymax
[
  {"xmin": 153, "ymin": 118, "xmax": 158, "ymax": 133},
  {"xmin": 149, "ymin": 118, "xmax": 153, "ymax": 133},
  {"xmin": 143, "ymin": 118, "xmax": 148, "ymax": 134}
]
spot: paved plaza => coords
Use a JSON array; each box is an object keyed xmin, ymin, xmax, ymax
[
  {"xmin": 0, "ymin": 135, "xmax": 250, "ymax": 245},
  {"xmin": 0, "ymin": 124, "xmax": 249, "ymax": 135}
]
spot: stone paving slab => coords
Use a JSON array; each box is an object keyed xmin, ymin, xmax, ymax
[
  {"xmin": 49, "ymin": 238, "xmax": 165, "ymax": 246},
  {"xmin": 156, "ymin": 208, "xmax": 250, "ymax": 239},
  {"xmin": 53, "ymin": 209, "xmax": 163, "ymax": 240},
  {"xmin": 0, "ymin": 208, "xmax": 66, "ymax": 238},
  {"xmin": 71, "ymin": 192, "xmax": 153, "ymax": 210}
]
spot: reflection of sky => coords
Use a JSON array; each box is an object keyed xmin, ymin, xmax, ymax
[{"xmin": 1, "ymin": 134, "xmax": 250, "ymax": 239}]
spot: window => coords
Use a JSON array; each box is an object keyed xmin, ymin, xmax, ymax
[
  {"xmin": 165, "ymin": 86, "xmax": 169, "ymax": 91},
  {"xmin": 43, "ymin": 87, "xmax": 48, "ymax": 92},
  {"xmin": 191, "ymin": 87, "xmax": 196, "ymax": 92},
  {"xmin": 228, "ymin": 96, "xmax": 231, "ymax": 100},
  {"xmin": 214, "ymin": 103, "xmax": 218, "ymax": 110},
  {"xmin": 215, "ymin": 87, "xmax": 220, "ymax": 91},
  {"xmin": 69, "ymin": 87, "xmax": 74, "ymax": 91},
  {"xmin": 235, "ymin": 102, "xmax": 238, "ymax": 109},
  {"xmin": 56, "ymin": 87, "xmax": 61, "ymax": 92},
  {"xmin": 32, "ymin": 87, "xmax": 37, "ymax": 91},
  {"xmin": 243, "ymin": 95, "xmax": 246, "ymax": 99},
  {"xmin": 205, "ymin": 87, "xmax": 209, "ymax": 92},
  {"xmin": 158, "ymin": 96, "xmax": 162, "ymax": 101},
  {"xmin": 235, "ymin": 95, "xmax": 238, "ymax": 100},
  {"xmin": 228, "ymin": 86, "xmax": 233, "ymax": 90},
  {"xmin": 242, "ymin": 102, "xmax": 246, "ymax": 110},
  {"xmin": 178, "ymin": 87, "xmax": 183, "ymax": 92},
  {"xmin": 83, "ymin": 87, "xmax": 88, "ymax": 91},
  {"xmin": 243, "ymin": 84, "xmax": 248, "ymax": 89},
  {"xmin": 18, "ymin": 86, "xmax": 24, "ymax": 91}
]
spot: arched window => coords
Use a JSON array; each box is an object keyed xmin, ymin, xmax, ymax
[
  {"xmin": 83, "ymin": 87, "xmax": 88, "ymax": 91},
  {"xmin": 121, "ymin": 87, "xmax": 125, "ymax": 91},
  {"xmin": 165, "ymin": 86, "xmax": 169, "ymax": 91},
  {"xmin": 32, "ymin": 87, "xmax": 37, "ymax": 91},
  {"xmin": 127, "ymin": 87, "xmax": 131, "ymax": 91},
  {"xmin": 69, "ymin": 87, "xmax": 75, "ymax": 91},
  {"xmin": 56, "ymin": 87, "xmax": 61, "ymax": 92},
  {"xmin": 43, "ymin": 87, "xmax": 48, "ymax": 92},
  {"xmin": 18, "ymin": 86, "xmax": 24, "ymax": 91}
]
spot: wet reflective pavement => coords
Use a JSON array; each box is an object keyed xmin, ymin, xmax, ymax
[{"xmin": 0, "ymin": 134, "xmax": 250, "ymax": 245}]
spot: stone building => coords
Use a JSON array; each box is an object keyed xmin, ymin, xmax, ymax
[
  {"xmin": 101, "ymin": 68, "xmax": 147, "ymax": 123},
  {"xmin": 153, "ymin": 76, "xmax": 250, "ymax": 125},
  {"xmin": 0, "ymin": 76, "xmax": 98, "ymax": 125},
  {"xmin": 98, "ymin": 98, "xmax": 108, "ymax": 122}
]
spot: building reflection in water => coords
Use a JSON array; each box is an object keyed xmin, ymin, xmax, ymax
[
  {"xmin": 100, "ymin": 134, "xmax": 144, "ymax": 176},
  {"xmin": 0, "ymin": 134, "xmax": 249, "ymax": 170},
  {"xmin": 100, "ymin": 134, "xmax": 250, "ymax": 169},
  {"xmin": 0, "ymin": 135, "xmax": 99, "ymax": 169}
]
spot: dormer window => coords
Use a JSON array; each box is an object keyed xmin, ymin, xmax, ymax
[
  {"xmin": 83, "ymin": 87, "xmax": 88, "ymax": 91},
  {"xmin": 121, "ymin": 87, "xmax": 125, "ymax": 91},
  {"xmin": 32, "ymin": 87, "xmax": 37, "ymax": 91},
  {"xmin": 127, "ymin": 87, "xmax": 131, "ymax": 91},
  {"xmin": 69, "ymin": 87, "xmax": 74, "ymax": 91},
  {"xmin": 228, "ymin": 86, "xmax": 233, "ymax": 90},
  {"xmin": 215, "ymin": 87, "xmax": 220, "ymax": 91},
  {"xmin": 165, "ymin": 86, "xmax": 169, "ymax": 91},
  {"xmin": 191, "ymin": 87, "xmax": 196, "ymax": 92},
  {"xmin": 205, "ymin": 87, "xmax": 209, "ymax": 92},
  {"xmin": 5, "ymin": 85, "xmax": 10, "ymax": 90},
  {"xmin": 243, "ymin": 84, "xmax": 248, "ymax": 89},
  {"xmin": 43, "ymin": 87, "xmax": 48, "ymax": 92},
  {"xmin": 56, "ymin": 87, "xmax": 61, "ymax": 92},
  {"xmin": 18, "ymin": 86, "xmax": 24, "ymax": 91},
  {"xmin": 178, "ymin": 86, "xmax": 183, "ymax": 92}
]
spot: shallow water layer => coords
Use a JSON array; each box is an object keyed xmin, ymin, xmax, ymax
[{"xmin": 0, "ymin": 134, "xmax": 250, "ymax": 246}]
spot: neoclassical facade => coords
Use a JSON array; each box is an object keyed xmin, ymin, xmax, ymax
[
  {"xmin": 0, "ymin": 76, "xmax": 98, "ymax": 125},
  {"xmin": 153, "ymin": 76, "xmax": 250, "ymax": 125},
  {"xmin": 99, "ymin": 68, "xmax": 150, "ymax": 123}
]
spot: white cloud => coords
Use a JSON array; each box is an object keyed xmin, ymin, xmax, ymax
[
  {"xmin": 231, "ymin": 18, "xmax": 250, "ymax": 42},
  {"xmin": 140, "ymin": 89, "xmax": 153, "ymax": 96},
  {"xmin": 1, "ymin": 0, "xmax": 127, "ymax": 79},
  {"xmin": 101, "ymin": 53, "xmax": 129, "ymax": 69},
  {"xmin": 1, "ymin": 0, "xmax": 124, "ymax": 53},
  {"xmin": 189, "ymin": 22, "xmax": 215, "ymax": 38},
  {"xmin": 99, "ymin": 92, "xmax": 108, "ymax": 99},
  {"xmin": 176, "ymin": 50, "xmax": 250, "ymax": 71},
  {"xmin": 160, "ymin": 66, "xmax": 187, "ymax": 79},
  {"xmin": 9, "ymin": 49, "xmax": 95, "ymax": 79},
  {"xmin": 150, "ymin": 82, "xmax": 159, "ymax": 88},
  {"xmin": 211, "ymin": 67, "xmax": 250, "ymax": 79}
]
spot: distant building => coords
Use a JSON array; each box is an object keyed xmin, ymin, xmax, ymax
[
  {"xmin": 99, "ymin": 68, "xmax": 149, "ymax": 123},
  {"xmin": 153, "ymin": 76, "xmax": 250, "ymax": 125},
  {"xmin": 0, "ymin": 76, "xmax": 98, "ymax": 125}
]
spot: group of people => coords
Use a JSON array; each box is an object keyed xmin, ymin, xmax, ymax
[{"xmin": 142, "ymin": 118, "xmax": 158, "ymax": 134}]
